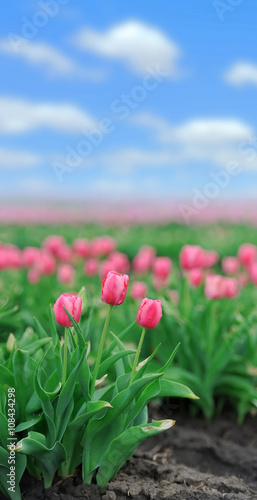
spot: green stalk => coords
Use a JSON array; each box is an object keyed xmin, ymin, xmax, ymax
[
  {"xmin": 130, "ymin": 327, "xmax": 146, "ymax": 383},
  {"xmin": 62, "ymin": 327, "xmax": 69, "ymax": 387},
  {"xmin": 90, "ymin": 305, "xmax": 113, "ymax": 398}
]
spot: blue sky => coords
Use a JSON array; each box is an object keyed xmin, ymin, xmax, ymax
[{"xmin": 1, "ymin": 0, "xmax": 257, "ymax": 204}]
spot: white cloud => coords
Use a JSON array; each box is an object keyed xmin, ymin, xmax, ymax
[
  {"xmin": 0, "ymin": 39, "xmax": 105, "ymax": 81},
  {"xmin": 224, "ymin": 62, "xmax": 257, "ymax": 86},
  {"xmin": 0, "ymin": 97, "xmax": 97, "ymax": 134},
  {"xmin": 73, "ymin": 20, "xmax": 180, "ymax": 76},
  {"xmin": 99, "ymin": 148, "xmax": 175, "ymax": 171},
  {"xmin": 0, "ymin": 148, "xmax": 42, "ymax": 168},
  {"xmin": 132, "ymin": 113, "xmax": 257, "ymax": 170}
]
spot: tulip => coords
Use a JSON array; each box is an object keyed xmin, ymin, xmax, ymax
[
  {"xmin": 21, "ymin": 247, "xmax": 41, "ymax": 267},
  {"xmin": 43, "ymin": 235, "xmax": 66, "ymax": 255},
  {"xmin": 179, "ymin": 245, "xmax": 203, "ymax": 270},
  {"xmin": 130, "ymin": 298, "xmax": 162, "ymax": 383},
  {"xmin": 27, "ymin": 268, "xmax": 40, "ymax": 284},
  {"xmin": 201, "ymin": 250, "xmax": 219, "ymax": 268},
  {"xmin": 38, "ymin": 250, "xmax": 56, "ymax": 275},
  {"xmin": 133, "ymin": 246, "xmax": 156, "ymax": 275},
  {"xmin": 238, "ymin": 243, "xmax": 257, "ymax": 267},
  {"xmin": 152, "ymin": 257, "xmax": 172, "ymax": 279},
  {"xmin": 57, "ymin": 264, "xmax": 74, "ymax": 285},
  {"xmin": 249, "ymin": 262, "xmax": 257, "ymax": 286},
  {"xmin": 84, "ymin": 258, "xmax": 98, "ymax": 277},
  {"xmin": 188, "ymin": 268, "xmax": 204, "ymax": 288},
  {"xmin": 204, "ymin": 275, "xmax": 224, "ymax": 300},
  {"xmin": 136, "ymin": 298, "xmax": 162, "ymax": 329},
  {"xmin": 91, "ymin": 236, "xmax": 116, "ymax": 257},
  {"xmin": 107, "ymin": 252, "xmax": 130, "ymax": 274},
  {"xmin": 130, "ymin": 281, "xmax": 148, "ymax": 300},
  {"xmin": 222, "ymin": 257, "xmax": 240, "ymax": 275},
  {"xmin": 221, "ymin": 277, "xmax": 239, "ymax": 298},
  {"xmin": 53, "ymin": 293, "xmax": 82, "ymax": 327},
  {"xmin": 101, "ymin": 271, "xmax": 129, "ymax": 306},
  {"xmin": 73, "ymin": 238, "xmax": 91, "ymax": 258},
  {"xmin": 56, "ymin": 244, "xmax": 73, "ymax": 263}
]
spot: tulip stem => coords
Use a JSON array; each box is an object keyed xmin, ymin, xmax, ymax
[
  {"xmin": 130, "ymin": 328, "xmax": 146, "ymax": 383},
  {"xmin": 90, "ymin": 305, "xmax": 113, "ymax": 398},
  {"xmin": 62, "ymin": 327, "xmax": 69, "ymax": 387}
]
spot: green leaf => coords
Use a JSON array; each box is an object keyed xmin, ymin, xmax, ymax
[
  {"xmin": 98, "ymin": 350, "xmax": 136, "ymax": 379},
  {"xmin": 15, "ymin": 415, "xmax": 43, "ymax": 433},
  {"xmin": 82, "ymin": 372, "xmax": 163, "ymax": 482},
  {"xmin": 16, "ymin": 432, "xmax": 66, "ymax": 488},
  {"xmin": 13, "ymin": 350, "xmax": 38, "ymax": 421},
  {"xmin": 97, "ymin": 419, "xmax": 175, "ymax": 489},
  {"xmin": 56, "ymin": 346, "xmax": 85, "ymax": 419},
  {"xmin": 158, "ymin": 379, "xmax": 199, "ymax": 399},
  {"xmin": 103, "ymin": 321, "xmax": 137, "ymax": 357},
  {"xmin": 63, "ymin": 307, "xmax": 86, "ymax": 350},
  {"xmin": 0, "ymin": 365, "xmax": 14, "ymax": 387},
  {"xmin": 33, "ymin": 317, "xmax": 48, "ymax": 339}
]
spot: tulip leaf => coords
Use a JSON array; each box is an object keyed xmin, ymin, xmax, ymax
[
  {"xmin": 158, "ymin": 379, "xmax": 199, "ymax": 399},
  {"xmin": 0, "ymin": 365, "xmax": 14, "ymax": 388},
  {"xmin": 97, "ymin": 419, "xmax": 175, "ymax": 489},
  {"xmin": 16, "ymin": 432, "xmax": 66, "ymax": 488},
  {"xmin": 98, "ymin": 350, "xmax": 136, "ymax": 379}
]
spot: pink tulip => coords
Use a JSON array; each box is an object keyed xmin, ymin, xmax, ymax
[
  {"xmin": 152, "ymin": 257, "xmax": 172, "ymax": 279},
  {"xmin": 101, "ymin": 271, "xmax": 129, "ymax": 305},
  {"xmin": 136, "ymin": 298, "xmax": 162, "ymax": 329},
  {"xmin": 238, "ymin": 271, "xmax": 250, "ymax": 288},
  {"xmin": 201, "ymin": 250, "xmax": 219, "ymax": 268},
  {"xmin": 107, "ymin": 252, "xmax": 130, "ymax": 274},
  {"xmin": 27, "ymin": 268, "xmax": 40, "ymax": 284},
  {"xmin": 91, "ymin": 236, "xmax": 116, "ymax": 257},
  {"xmin": 188, "ymin": 268, "xmax": 204, "ymax": 288},
  {"xmin": 53, "ymin": 293, "xmax": 82, "ymax": 327},
  {"xmin": 56, "ymin": 244, "xmax": 73, "ymax": 263},
  {"xmin": 38, "ymin": 250, "xmax": 56, "ymax": 275},
  {"xmin": 73, "ymin": 238, "xmax": 91, "ymax": 259},
  {"xmin": 204, "ymin": 275, "xmax": 224, "ymax": 300},
  {"xmin": 84, "ymin": 258, "xmax": 98, "ymax": 277},
  {"xmin": 130, "ymin": 281, "xmax": 148, "ymax": 300},
  {"xmin": 43, "ymin": 235, "xmax": 66, "ymax": 255},
  {"xmin": 133, "ymin": 246, "xmax": 156, "ymax": 275},
  {"xmin": 21, "ymin": 247, "xmax": 41, "ymax": 267},
  {"xmin": 57, "ymin": 264, "xmax": 74, "ymax": 284},
  {"xmin": 179, "ymin": 245, "xmax": 203, "ymax": 270},
  {"xmin": 222, "ymin": 257, "xmax": 240, "ymax": 275},
  {"xmin": 221, "ymin": 277, "xmax": 239, "ymax": 298},
  {"xmin": 100, "ymin": 260, "xmax": 115, "ymax": 280},
  {"xmin": 238, "ymin": 243, "xmax": 257, "ymax": 267}
]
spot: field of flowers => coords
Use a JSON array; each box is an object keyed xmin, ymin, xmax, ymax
[{"xmin": 1, "ymin": 221, "xmax": 257, "ymax": 499}]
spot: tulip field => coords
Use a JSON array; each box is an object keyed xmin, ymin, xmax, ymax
[{"xmin": 1, "ymin": 221, "xmax": 257, "ymax": 499}]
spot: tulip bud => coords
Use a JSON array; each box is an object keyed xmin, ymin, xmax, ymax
[
  {"xmin": 136, "ymin": 298, "xmax": 162, "ymax": 329},
  {"xmin": 238, "ymin": 243, "xmax": 257, "ymax": 267},
  {"xmin": 101, "ymin": 271, "xmax": 129, "ymax": 305},
  {"xmin": 204, "ymin": 275, "xmax": 223, "ymax": 300},
  {"xmin": 130, "ymin": 281, "xmax": 148, "ymax": 300},
  {"xmin": 53, "ymin": 293, "xmax": 82, "ymax": 327}
]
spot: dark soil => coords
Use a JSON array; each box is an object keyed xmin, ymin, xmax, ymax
[{"xmin": 18, "ymin": 406, "xmax": 257, "ymax": 500}]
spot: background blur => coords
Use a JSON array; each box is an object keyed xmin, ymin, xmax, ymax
[{"xmin": 1, "ymin": 0, "xmax": 257, "ymax": 224}]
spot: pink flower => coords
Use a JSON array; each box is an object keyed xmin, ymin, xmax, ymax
[
  {"xmin": 204, "ymin": 275, "xmax": 224, "ymax": 300},
  {"xmin": 201, "ymin": 250, "xmax": 219, "ymax": 268},
  {"xmin": 91, "ymin": 236, "xmax": 116, "ymax": 257},
  {"xmin": 21, "ymin": 247, "xmax": 40, "ymax": 268},
  {"xmin": 152, "ymin": 257, "xmax": 172, "ymax": 280},
  {"xmin": 101, "ymin": 271, "xmax": 129, "ymax": 305},
  {"xmin": 27, "ymin": 268, "xmax": 40, "ymax": 284},
  {"xmin": 53, "ymin": 293, "xmax": 82, "ymax": 327},
  {"xmin": 57, "ymin": 264, "xmax": 74, "ymax": 284},
  {"xmin": 222, "ymin": 257, "xmax": 240, "ymax": 275},
  {"xmin": 238, "ymin": 243, "xmax": 257, "ymax": 267},
  {"xmin": 43, "ymin": 235, "xmax": 65, "ymax": 255},
  {"xmin": 136, "ymin": 298, "xmax": 162, "ymax": 329},
  {"xmin": 56, "ymin": 244, "xmax": 73, "ymax": 263},
  {"xmin": 179, "ymin": 245, "xmax": 203, "ymax": 270},
  {"xmin": 84, "ymin": 258, "xmax": 98, "ymax": 277},
  {"xmin": 38, "ymin": 250, "xmax": 56, "ymax": 275},
  {"xmin": 130, "ymin": 281, "xmax": 148, "ymax": 301},
  {"xmin": 133, "ymin": 246, "xmax": 156, "ymax": 275},
  {"xmin": 106, "ymin": 252, "xmax": 130, "ymax": 274},
  {"xmin": 188, "ymin": 268, "xmax": 204, "ymax": 288},
  {"xmin": 73, "ymin": 238, "xmax": 91, "ymax": 258},
  {"xmin": 221, "ymin": 277, "xmax": 239, "ymax": 298}
]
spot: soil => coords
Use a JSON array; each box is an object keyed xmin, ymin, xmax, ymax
[{"xmin": 16, "ymin": 404, "xmax": 257, "ymax": 500}]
